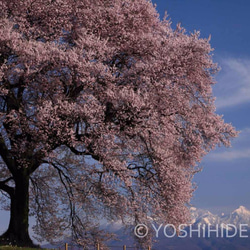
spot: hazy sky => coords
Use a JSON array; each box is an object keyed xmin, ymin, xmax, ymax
[
  {"xmin": 1, "ymin": 0, "xmax": 250, "ymax": 236},
  {"xmin": 153, "ymin": 0, "xmax": 250, "ymax": 213}
]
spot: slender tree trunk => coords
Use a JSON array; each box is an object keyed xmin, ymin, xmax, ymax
[{"xmin": 0, "ymin": 170, "xmax": 36, "ymax": 247}]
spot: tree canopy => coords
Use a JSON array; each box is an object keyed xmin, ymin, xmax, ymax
[{"xmin": 0, "ymin": 0, "xmax": 237, "ymax": 247}]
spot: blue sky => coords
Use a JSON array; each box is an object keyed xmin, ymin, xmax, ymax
[
  {"xmin": 153, "ymin": 0, "xmax": 250, "ymax": 213},
  {"xmin": 1, "ymin": 0, "xmax": 250, "ymax": 236}
]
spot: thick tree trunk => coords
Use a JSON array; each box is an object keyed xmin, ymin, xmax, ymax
[{"xmin": 0, "ymin": 171, "xmax": 37, "ymax": 247}]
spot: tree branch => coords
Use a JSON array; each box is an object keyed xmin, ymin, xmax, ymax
[
  {"xmin": 0, "ymin": 134, "xmax": 17, "ymax": 176},
  {"xmin": 65, "ymin": 144, "xmax": 101, "ymax": 162},
  {"xmin": 66, "ymin": 144, "xmax": 86, "ymax": 155},
  {"xmin": 0, "ymin": 178, "xmax": 14, "ymax": 197},
  {"xmin": 0, "ymin": 177, "xmax": 13, "ymax": 184}
]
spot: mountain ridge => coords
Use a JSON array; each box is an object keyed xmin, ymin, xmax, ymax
[
  {"xmin": 42, "ymin": 205, "xmax": 250, "ymax": 249},
  {"xmin": 191, "ymin": 205, "xmax": 250, "ymax": 229}
]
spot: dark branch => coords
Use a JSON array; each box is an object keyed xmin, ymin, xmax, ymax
[
  {"xmin": 0, "ymin": 134, "xmax": 17, "ymax": 176},
  {"xmin": 0, "ymin": 177, "xmax": 13, "ymax": 184},
  {"xmin": 65, "ymin": 143, "xmax": 101, "ymax": 162},
  {"xmin": 66, "ymin": 144, "xmax": 86, "ymax": 155},
  {"xmin": 0, "ymin": 179, "xmax": 14, "ymax": 197}
]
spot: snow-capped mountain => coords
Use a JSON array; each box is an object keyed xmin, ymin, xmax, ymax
[
  {"xmin": 220, "ymin": 206, "xmax": 250, "ymax": 228},
  {"xmin": 42, "ymin": 206, "xmax": 250, "ymax": 249},
  {"xmin": 190, "ymin": 207, "xmax": 221, "ymax": 226},
  {"xmin": 190, "ymin": 205, "xmax": 250, "ymax": 228}
]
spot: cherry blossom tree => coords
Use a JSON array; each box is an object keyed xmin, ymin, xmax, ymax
[{"xmin": 0, "ymin": 0, "xmax": 237, "ymax": 247}]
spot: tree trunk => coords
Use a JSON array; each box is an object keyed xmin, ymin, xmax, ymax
[{"xmin": 0, "ymin": 170, "xmax": 37, "ymax": 247}]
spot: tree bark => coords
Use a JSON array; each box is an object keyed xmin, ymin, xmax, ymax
[{"xmin": 0, "ymin": 170, "xmax": 37, "ymax": 247}]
